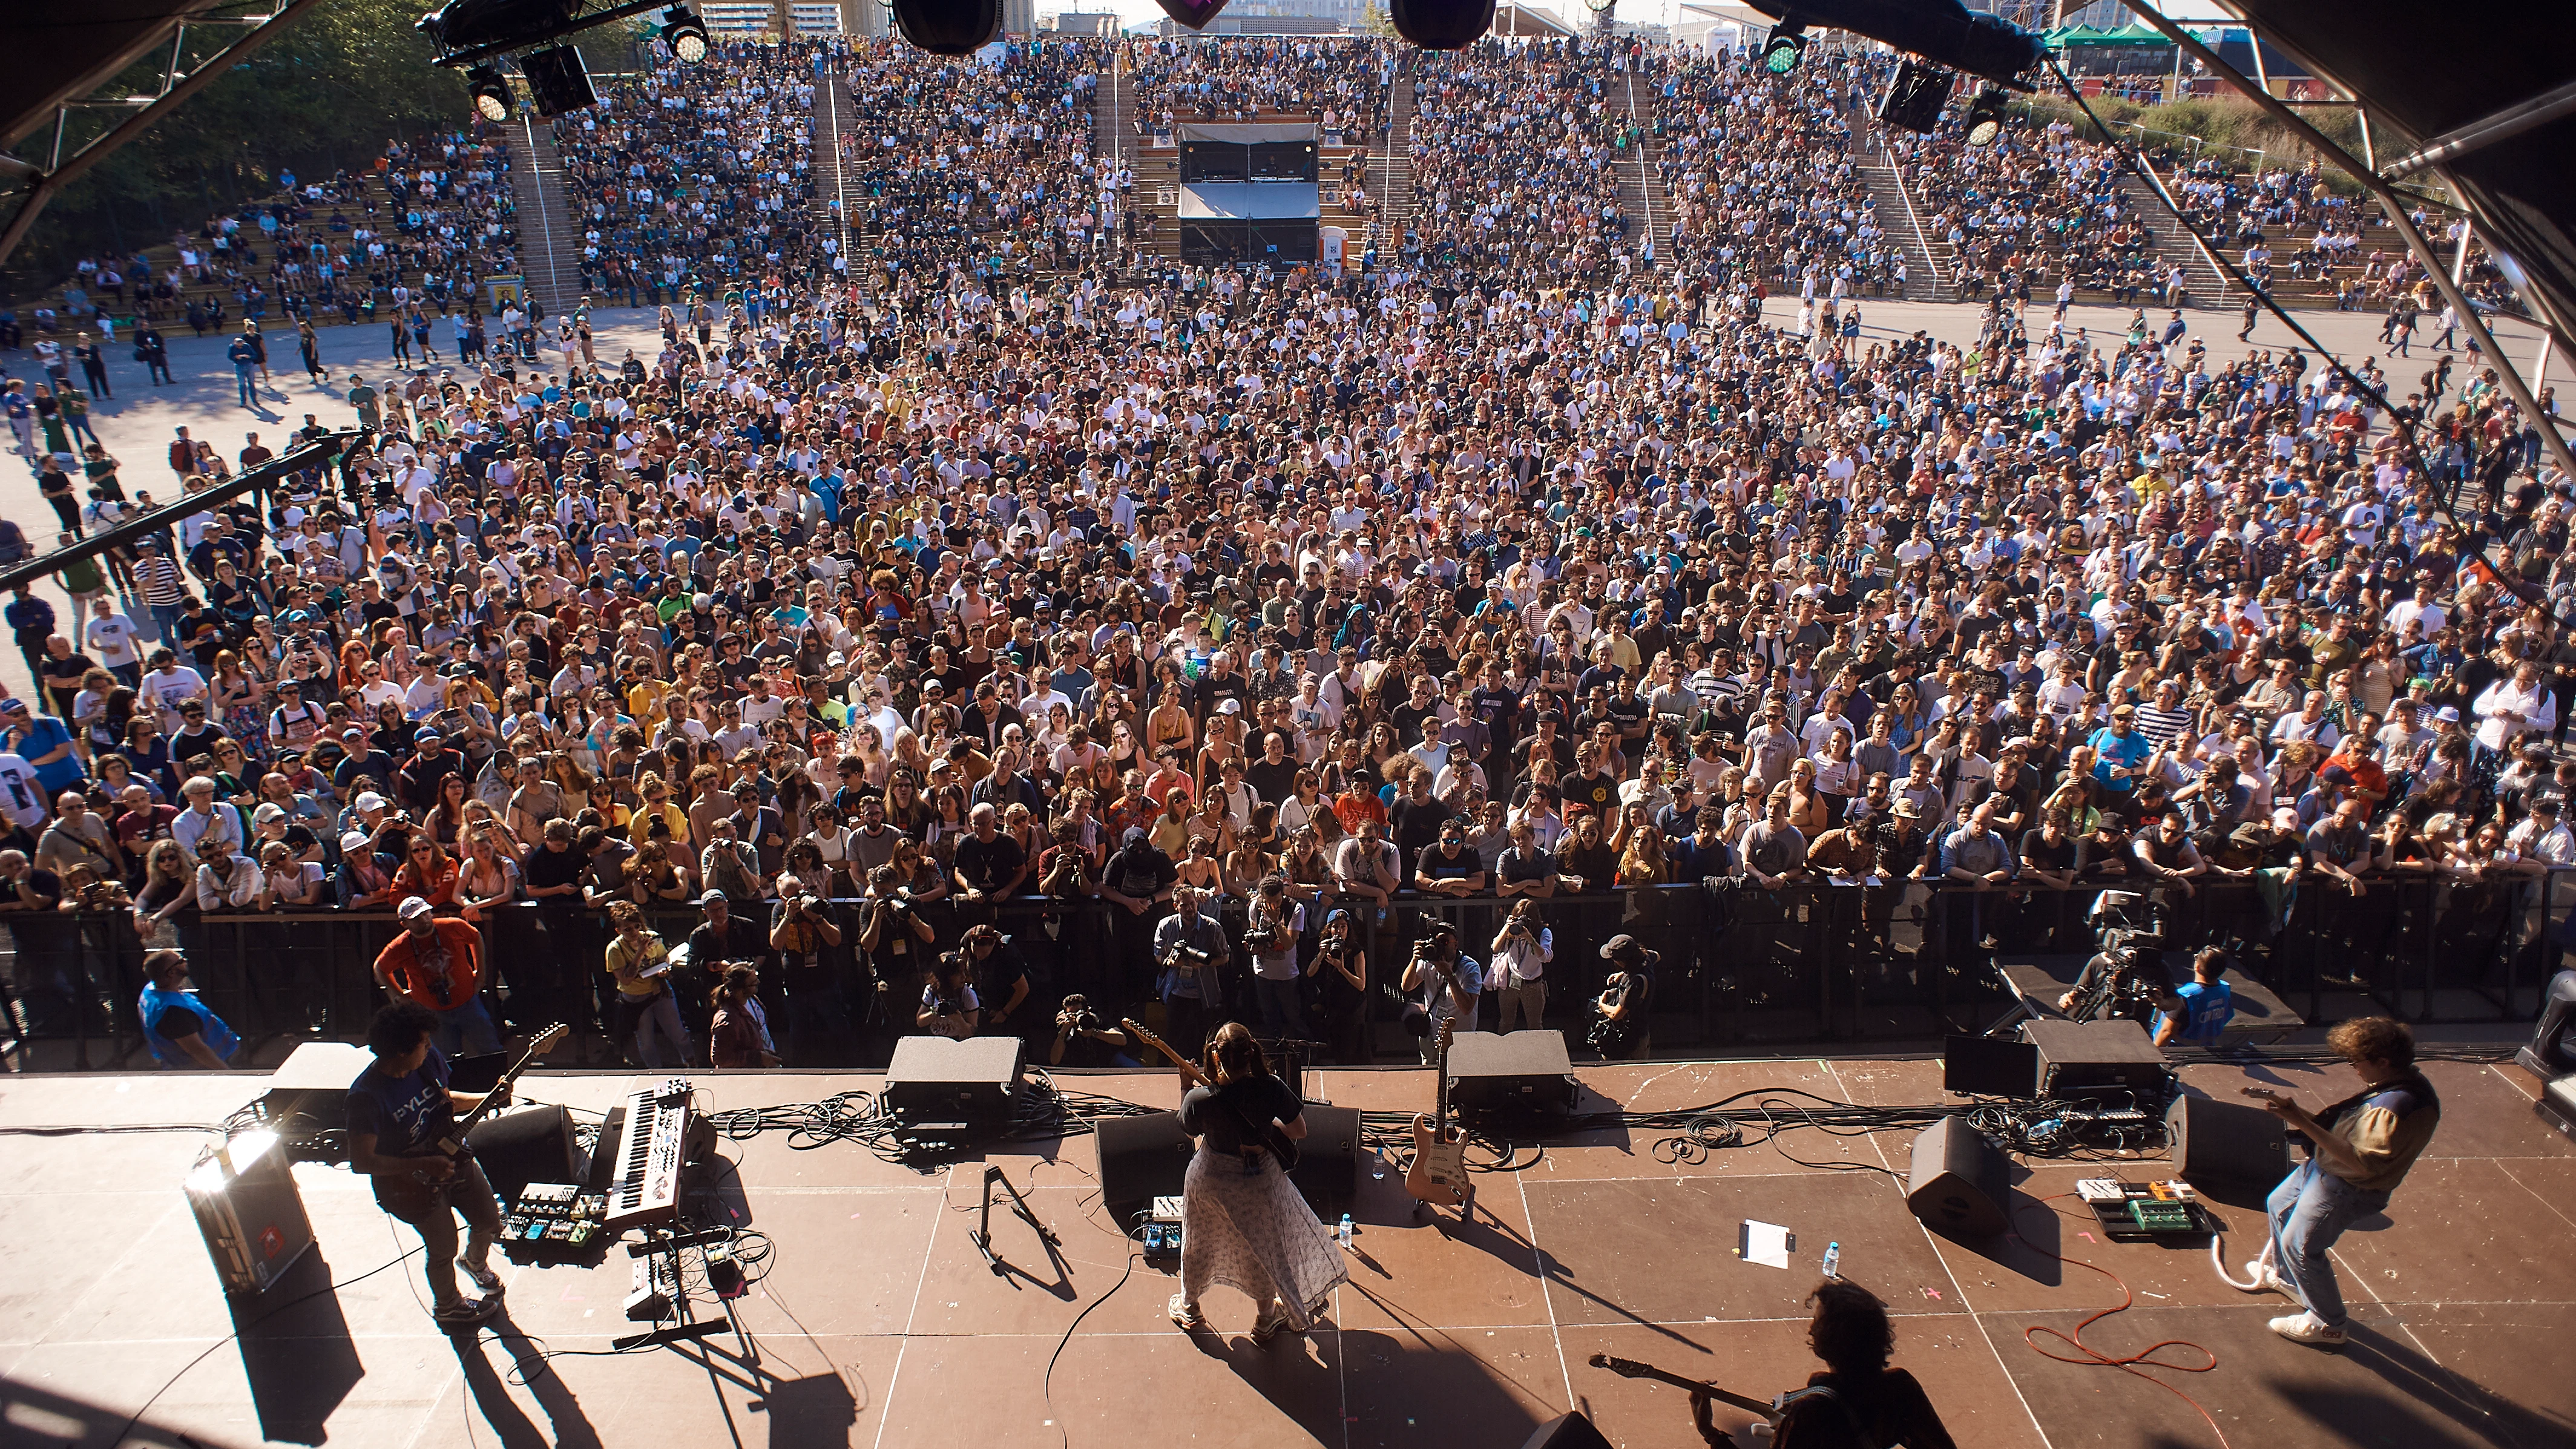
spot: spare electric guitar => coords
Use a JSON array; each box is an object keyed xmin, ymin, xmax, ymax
[
  {"xmin": 1122, "ymin": 1017, "xmax": 1301, "ymax": 1172},
  {"xmin": 1407, "ymin": 1018, "xmax": 1468, "ymax": 1211},
  {"xmin": 373, "ymin": 1024, "xmax": 568, "ymax": 1217},
  {"xmin": 1588, "ymin": 1352, "xmax": 1776, "ymax": 1424}
]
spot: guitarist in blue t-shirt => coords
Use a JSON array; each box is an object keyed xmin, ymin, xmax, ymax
[{"xmin": 346, "ymin": 1004, "xmax": 509, "ymax": 1328}]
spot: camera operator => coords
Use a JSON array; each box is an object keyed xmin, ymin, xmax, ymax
[
  {"xmin": 770, "ymin": 877, "xmax": 850, "ymax": 1065},
  {"xmin": 1048, "ymin": 993, "xmax": 1138, "ymax": 1068},
  {"xmin": 1152, "ymin": 884, "xmax": 1230, "ymax": 1057},
  {"xmin": 858, "ymin": 861, "xmax": 935, "ymax": 1016},
  {"xmin": 1590, "ymin": 933, "xmax": 1657, "ymax": 1059},
  {"xmin": 1488, "ymin": 896, "xmax": 1553, "ymax": 1031},
  {"xmin": 1399, "ymin": 921, "xmax": 1480, "ymax": 1062},
  {"xmin": 916, "ymin": 950, "xmax": 980, "ymax": 1039},
  {"xmin": 960, "ymin": 923, "xmax": 1033, "ymax": 1038}
]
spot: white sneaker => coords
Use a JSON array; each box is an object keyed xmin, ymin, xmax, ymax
[
  {"xmin": 2241, "ymin": 1258, "xmax": 2292, "ymax": 1296},
  {"xmin": 2269, "ymin": 1311, "xmax": 2346, "ymax": 1347}
]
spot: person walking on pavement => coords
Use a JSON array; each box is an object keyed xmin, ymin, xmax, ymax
[
  {"xmin": 136, "ymin": 324, "xmax": 172, "ymax": 385},
  {"xmin": 226, "ymin": 331, "xmax": 260, "ymax": 409},
  {"xmin": 73, "ymin": 332, "xmax": 111, "ymax": 399},
  {"xmin": 2238, "ymin": 297, "xmax": 2259, "ymax": 343}
]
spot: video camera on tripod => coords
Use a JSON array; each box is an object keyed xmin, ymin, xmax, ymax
[{"xmin": 2073, "ymin": 890, "xmax": 2169, "ymax": 1025}]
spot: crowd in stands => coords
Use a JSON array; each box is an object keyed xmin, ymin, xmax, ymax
[
  {"xmin": 841, "ymin": 39, "xmax": 1109, "ymax": 284},
  {"xmin": 1126, "ymin": 35, "xmax": 1388, "ymax": 141},
  {"xmin": 0, "ymin": 34, "xmax": 2569, "ymax": 1076}
]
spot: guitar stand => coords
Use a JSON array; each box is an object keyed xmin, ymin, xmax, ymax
[
  {"xmin": 613, "ymin": 1226, "xmax": 746, "ymax": 1357},
  {"xmin": 968, "ymin": 1165, "xmax": 1060, "ymax": 1275}
]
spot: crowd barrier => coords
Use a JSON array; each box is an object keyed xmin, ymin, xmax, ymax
[{"xmin": 2, "ymin": 872, "xmax": 2557, "ymax": 1070}]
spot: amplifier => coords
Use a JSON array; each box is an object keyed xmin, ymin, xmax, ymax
[
  {"xmin": 1447, "ymin": 1030, "xmax": 1579, "ymax": 1118},
  {"xmin": 884, "ymin": 1035, "xmax": 1025, "ymax": 1135},
  {"xmin": 2022, "ymin": 1018, "xmax": 2169, "ymax": 1097},
  {"xmin": 186, "ymin": 1130, "xmax": 315, "ymax": 1296},
  {"xmin": 2534, "ymin": 1074, "xmax": 2576, "ymax": 1145}
]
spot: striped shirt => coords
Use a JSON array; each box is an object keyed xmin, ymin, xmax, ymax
[
  {"xmin": 135, "ymin": 552, "xmax": 185, "ymax": 608},
  {"xmin": 2133, "ymin": 702, "xmax": 2193, "ymax": 750}
]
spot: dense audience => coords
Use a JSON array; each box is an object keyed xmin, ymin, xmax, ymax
[
  {"xmin": 1, "ymin": 34, "xmax": 2568, "ymax": 1077},
  {"xmin": 1128, "ymin": 35, "xmax": 1387, "ymax": 138}
]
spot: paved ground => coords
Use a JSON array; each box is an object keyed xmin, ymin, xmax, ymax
[{"xmin": 2, "ymin": 298, "xmax": 2568, "ymax": 702}]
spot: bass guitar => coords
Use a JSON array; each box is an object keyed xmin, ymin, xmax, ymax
[
  {"xmin": 1407, "ymin": 1017, "xmax": 1468, "ymax": 1211},
  {"xmin": 1122, "ymin": 1017, "xmax": 1302, "ymax": 1172},
  {"xmin": 1587, "ymin": 1352, "xmax": 1776, "ymax": 1424},
  {"xmin": 373, "ymin": 1024, "xmax": 568, "ymax": 1217}
]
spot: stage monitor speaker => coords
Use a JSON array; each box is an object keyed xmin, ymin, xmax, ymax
[
  {"xmin": 1944, "ymin": 1034, "xmax": 2039, "ymax": 1097},
  {"xmin": 1094, "ymin": 1111, "xmax": 1191, "ymax": 1229},
  {"xmin": 1447, "ymin": 1030, "xmax": 1578, "ymax": 1117},
  {"xmin": 518, "ymin": 45, "xmax": 596, "ymax": 117},
  {"xmin": 465, "ymin": 1104, "xmax": 585, "ymax": 1204},
  {"xmin": 884, "ymin": 1034, "xmax": 1024, "ymax": 1135},
  {"xmin": 2022, "ymin": 1017, "xmax": 2169, "ymax": 1096},
  {"xmin": 1288, "ymin": 1104, "xmax": 1360, "ymax": 1214},
  {"xmin": 2164, "ymin": 1094, "xmax": 2286, "ymax": 1191},
  {"xmin": 2538, "ymin": 1074, "xmax": 2576, "ymax": 1145},
  {"xmin": 1521, "ymin": 1411, "xmax": 1616, "ymax": 1449},
  {"xmin": 448, "ymin": 1051, "xmax": 508, "ymax": 1095},
  {"xmin": 1905, "ymin": 1117, "xmax": 2009, "ymax": 1238}
]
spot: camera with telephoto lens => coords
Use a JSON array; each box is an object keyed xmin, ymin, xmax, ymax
[
  {"xmin": 1174, "ymin": 941, "xmax": 1221, "ymax": 969},
  {"xmin": 2076, "ymin": 891, "xmax": 2168, "ymax": 1024}
]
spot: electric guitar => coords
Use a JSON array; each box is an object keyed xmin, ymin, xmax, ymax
[
  {"xmin": 1407, "ymin": 1018, "xmax": 1468, "ymax": 1209},
  {"xmin": 1122, "ymin": 1017, "xmax": 1301, "ymax": 1172},
  {"xmin": 1588, "ymin": 1352, "xmax": 1776, "ymax": 1424},
  {"xmin": 372, "ymin": 1024, "xmax": 568, "ymax": 1216}
]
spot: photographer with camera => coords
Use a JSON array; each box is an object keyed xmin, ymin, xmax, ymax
[
  {"xmin": 1589, "ymin": 933, "xmax": 1657, "ymax": 1059},
  {"xmin": 1488, "ymin": 896, "xmax": 1553, "ymax": 1031},
  {"xmin": 1152, "ymin": 884, "xmax": 1230, "ymax": 1057},
  {"xmin": 1399, "ymin": 921, "xmax": 1479, "ymax": 1063},
  {"xmin": 770, "ymin": 876, "xmax": 850, "ymax": 1065},
  {"xmin": 1314, "ymin": 907, "xmax": 1371, "ymax": 1063},
  {"xmin": 1244, "ymin": 873, "xmax": 1311, "ymax": 1040},
  {"xmin": 916, "ymin": 950, "xmax": 981, "ymax": 1039},
  {"xmin": 1049, "ymin": 993, "xmax": 1138, "ymax": 1068}
]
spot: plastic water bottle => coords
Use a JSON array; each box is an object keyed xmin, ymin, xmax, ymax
[
  {"xmin": 1339, "ymin": 1214, "xmax": 1355, "ymax": 1250},
  {"xmin": 1821, "ymin": 1242, "xmax": 1841, "ymax": 1281}
]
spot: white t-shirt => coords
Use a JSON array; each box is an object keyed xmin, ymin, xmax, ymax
[
  {"xmin": 0, "ymin": 752, "xmax": 47, "ymax": 827},
  {"xmin": 140, "ymin": 665, "xmax": 209, "ymax": 730},
  {"xmin": 85, "ymin": 613, "xmax": 141, "ymax": 671}
]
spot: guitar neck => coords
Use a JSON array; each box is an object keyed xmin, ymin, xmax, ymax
[{"xmin": 1623, "ymin": 1364, "xmax": 1772, "ymax": 1418}]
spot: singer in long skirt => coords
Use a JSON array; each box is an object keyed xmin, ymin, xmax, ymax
[{"xmin": 1168, "ymin": 1024, "xmax": 1350, "ymax": 1342}]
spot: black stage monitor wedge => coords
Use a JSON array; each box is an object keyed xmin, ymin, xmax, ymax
[
  {"xmin": 1094, "ymin": 1110, "xmax": 1192, "ymax": 1228},
  {"xmin": 2164, "ymin": 1094, "xmax": 2287, "ymax": 1190},
  {"xmin": 1905, "ymin": 1117, "xmax": 2009, "ymax": 1239},
  {"xmin": 885, "ymin": 1035, "xmax": 1024, "ymax": 1135},
  {"xmin": 1447, "ymin": 1030, "xmax": 1578, "ymax": 1117},
  {"xmin": 465, "ymin": 1103, "xmax": 585, "ymax": 1204},
  {"xmin": 1522, "ymin": 1411, "xmax": 1617, "ymax": 1449},
  {"xmin": 1289, "ymin": 1103, "xmax": 1360, "ymax": 1214},
  {"xmin": 2022, "ymin": 1018, "xmax": 2168, "ymax": 1096},
  {"xmin": 1944, "ymin": 1034, "xmax": 2040, "ymax": 1097}
]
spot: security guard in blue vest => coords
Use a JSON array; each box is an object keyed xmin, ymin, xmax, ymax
[{"xmin": 139, "ymin": 950, "xmax": 240, "ymax": 1068}]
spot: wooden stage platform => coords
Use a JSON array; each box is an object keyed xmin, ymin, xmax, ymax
[{"xmin": 1, "ymin": 1053, "xmax": 2571, "ymax": 1449}]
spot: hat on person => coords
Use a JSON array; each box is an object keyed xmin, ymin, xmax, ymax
[
  {"xmin": 700, "ymin": 888, "xmax": 729, "ymax": 907},
  {"xmin": 343, "ymin": 726, "xmax": 369, "ymax": 740},
  {"xmin": 1598, "ymin": 933, "xmax": 1646, "ymax": 963},
  {"xmin": 1121, "ymin": 825, "xmax": 1148, "ymax": 846},
  {"xmin": 252, "ymin": 802, "xmax": 287, "ymax": 824},
  {"xmin": 0, "ymin": 698, "xmax": 23, "ymax": 715},
  {"xmin": 1216, "ymin": 698, "xmax": 1241, "ymax": 715},
  {"xmin": 396, "ymin": 896, "xmax": 433, "ymax": 921},
  {"xmin": 2320, "ymin": 764, "xmax": 2354, "ymax": 787},
  {"xmin": 355, "ymin": 790, "xmax": 389, "ymax": 811},
  {"xmin": 414, "ymin": 729, "xmax": 443, "ymax": 744},
  {"xmin": 340, "ymin": 830, "xmax": 370, "ymax": 855},
  {"xmin": 1891, "ymin": 798, "xmax": 1922, "ymax": 819},
  {"xmin": 2434, "ymin": 706, "xmax": 2461, "ymax": 723},
  {"xmin": 283, "ymin": 610, "xmax": 311, "ymax": 623}
]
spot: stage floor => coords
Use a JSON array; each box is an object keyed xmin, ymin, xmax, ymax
[{"xmin": 1, "ymin": 1053, "xmax": 2570, "ymax": 1449}]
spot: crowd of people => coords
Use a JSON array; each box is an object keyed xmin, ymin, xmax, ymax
[
  {"xmin": 0, "ymin": 34, "xmax": 2569, "ymax": 1083},
  {"xmin": 1126, "ymin": 34, "xmax": 1388, "ymax": 140}
]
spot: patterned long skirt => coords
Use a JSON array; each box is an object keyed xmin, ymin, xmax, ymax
[{"xmin": 1178, "ymin": 1146, "xmax": 1349, "ymax": 1330}]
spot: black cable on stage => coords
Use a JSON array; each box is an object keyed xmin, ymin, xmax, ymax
[{"xmin": 1042, "ymin": 1220, "xmax": 1145, "ymax": 1449}]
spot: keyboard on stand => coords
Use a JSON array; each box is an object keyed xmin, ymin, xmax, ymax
[{"xmin": 603, "ymin": 1078, "xmax": 694, "ymax": 1232}]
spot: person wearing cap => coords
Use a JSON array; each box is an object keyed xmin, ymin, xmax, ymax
[
  {"xmin": 396, "ymin": 729, "xmax": 462, "ymax": 814},
  {"xmin": 1589, "ymin": 933, "xmax": 1656, "ymax": 1059},
  {"xmin": 2088, "ymin": 705, "xmax": 2154, "ymax": 813},
  {"xmin": 372, "ymin": 895, "xmax": 499, "ymax": 1055}
]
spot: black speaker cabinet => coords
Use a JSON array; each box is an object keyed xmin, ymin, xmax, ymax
[
  {"xmin": 465, "ymin": 1104, "xmax": 585, "ymax": 1204},
  {"xmin": 1094, "ymin": 1111, "xmax": 1192, "ymax": 1229},
  {"xmin": 1289, "ymin": 1104, "xmax": 1360, "ymax": 1214},
  {"xmin": 1521, "ymin": 1411, "xmax": 1616, "ymax": 1449},
  {"xmin": 1447, "ymin": 1030, "xmax": 1578, "ymax": 1117},
  {"xmin": 1905, "ymin": 1117, "xmax": 2009, "ymax": 1238},
  {"xmin": 1944, "ymin": 1033, "xmax": 2040, "ymax": 1097},
  {"xmin": 2164, "ymin": 1094, "xmax": 2287, "ymax": 1191},
  {"xmin": 2023, "ymin": 1017, "xmax": 2169, "ymax": 1096},
  {"xmin": 884, "ymin": 1035, "xmax": 1024, "ymax": 1134}
]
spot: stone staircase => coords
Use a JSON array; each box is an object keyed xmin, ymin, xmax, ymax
[
  {"xmin": 1859, "ymin": 140, "xmax": 1946, "ymax": 301},
  {"xmin": 1371, "ymin": 59, "xmax": 1416, "ymax": 261},
  {"xmin": 810, "ymin": 67, "xmax": 860, "ymax": 268},
  {"xmin": 1095, "ymin": 47, "xmax": 1133, "ymax": 168},
  {"xmin": 2116, "ymin": 171, "xmax": 2236, "ymax": 306},
  {"xmin": 504, "ymin": 116, "xmax": 584, "ymax": 317},
  {"xmin": 1616, "ymin": 67, "xmax": 1672, "ymax": 272}
]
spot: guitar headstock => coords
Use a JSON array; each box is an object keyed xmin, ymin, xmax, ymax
[
  {"xmin": 1119, "ymin": 1017, "xmax": 1176, "ymax": 1065},
  {"xmin": 1588, "ymin": 1352, "xmax": 1651, "ymax": 1379},
  {"xmin": 525, "ymin": 1024, "xmax": 570, "ymax": 1058}
]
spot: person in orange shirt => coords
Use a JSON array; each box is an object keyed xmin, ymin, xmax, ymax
[{"xmin": 373, "ymin": 895, "xmax": 499, "ymax": 1054}]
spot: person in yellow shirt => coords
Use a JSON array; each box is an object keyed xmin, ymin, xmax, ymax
[{"xmin": 628, "ymin": 772, "xmax": 692, "ymax": 848}]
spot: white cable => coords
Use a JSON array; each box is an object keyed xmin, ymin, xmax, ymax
[{"xmin": 2209, "ymin": 1230, "xmax": 2264, "ymax": 1291}]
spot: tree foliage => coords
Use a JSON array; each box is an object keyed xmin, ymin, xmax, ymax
[{"xmin": 8, "ymin": 0, "xmax": 468, "ymax": 294}]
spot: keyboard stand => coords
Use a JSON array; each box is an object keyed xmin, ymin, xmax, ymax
[{"xmin": 612, "ymin": 1226, "xmax": 739, "ymax": 1355}]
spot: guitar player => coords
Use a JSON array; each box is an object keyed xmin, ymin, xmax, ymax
[
  {"xmin": 1686, "ymin": 1281, "xmax": 1956, "ymax": 1448},
  {"xmin": 346, "ymin": 1002, "xmax": 510, "ymax": 1329}
]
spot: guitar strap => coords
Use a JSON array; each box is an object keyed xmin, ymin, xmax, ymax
[{"xmin": 1212, "ymin": 1080, "xmax": 1284, "ymax": 1177}]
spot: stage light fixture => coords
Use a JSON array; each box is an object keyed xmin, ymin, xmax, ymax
[
  {"xmin": 659, "ymin": 4, "xmax": 709, "ymax": 60},
  {"xmin": 518, "ymin": 44, "xmax": 597, "ymax": 116},
  {"xmin": 889, "ymin": 0, "xmax": 1000, "ymax": 54},
  {"xmin": 465, "ymin": 63, "xmax": 514, "ymax": 121},
  {"xmin": 1876, "ymin": 57, "xmax": 1952, "ymax": 133},
  {"xmin": 1760, "ymin": 21, "xmax": 1807, "ymax": 75},
  {"xmin": 1386, "ymin": 0, "xmax": 1496, "ymax": 51},
  {"xmin": 416, "ymin": 0, "xmax": 576, "ymax": 56},
  {"xmin": 1963, "ymin": 84, "xmax": 2009, "ymax": 146},
  {"xmin": 1154, "ymin": 0, "xmax": 1229, "ymax": 29}
]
